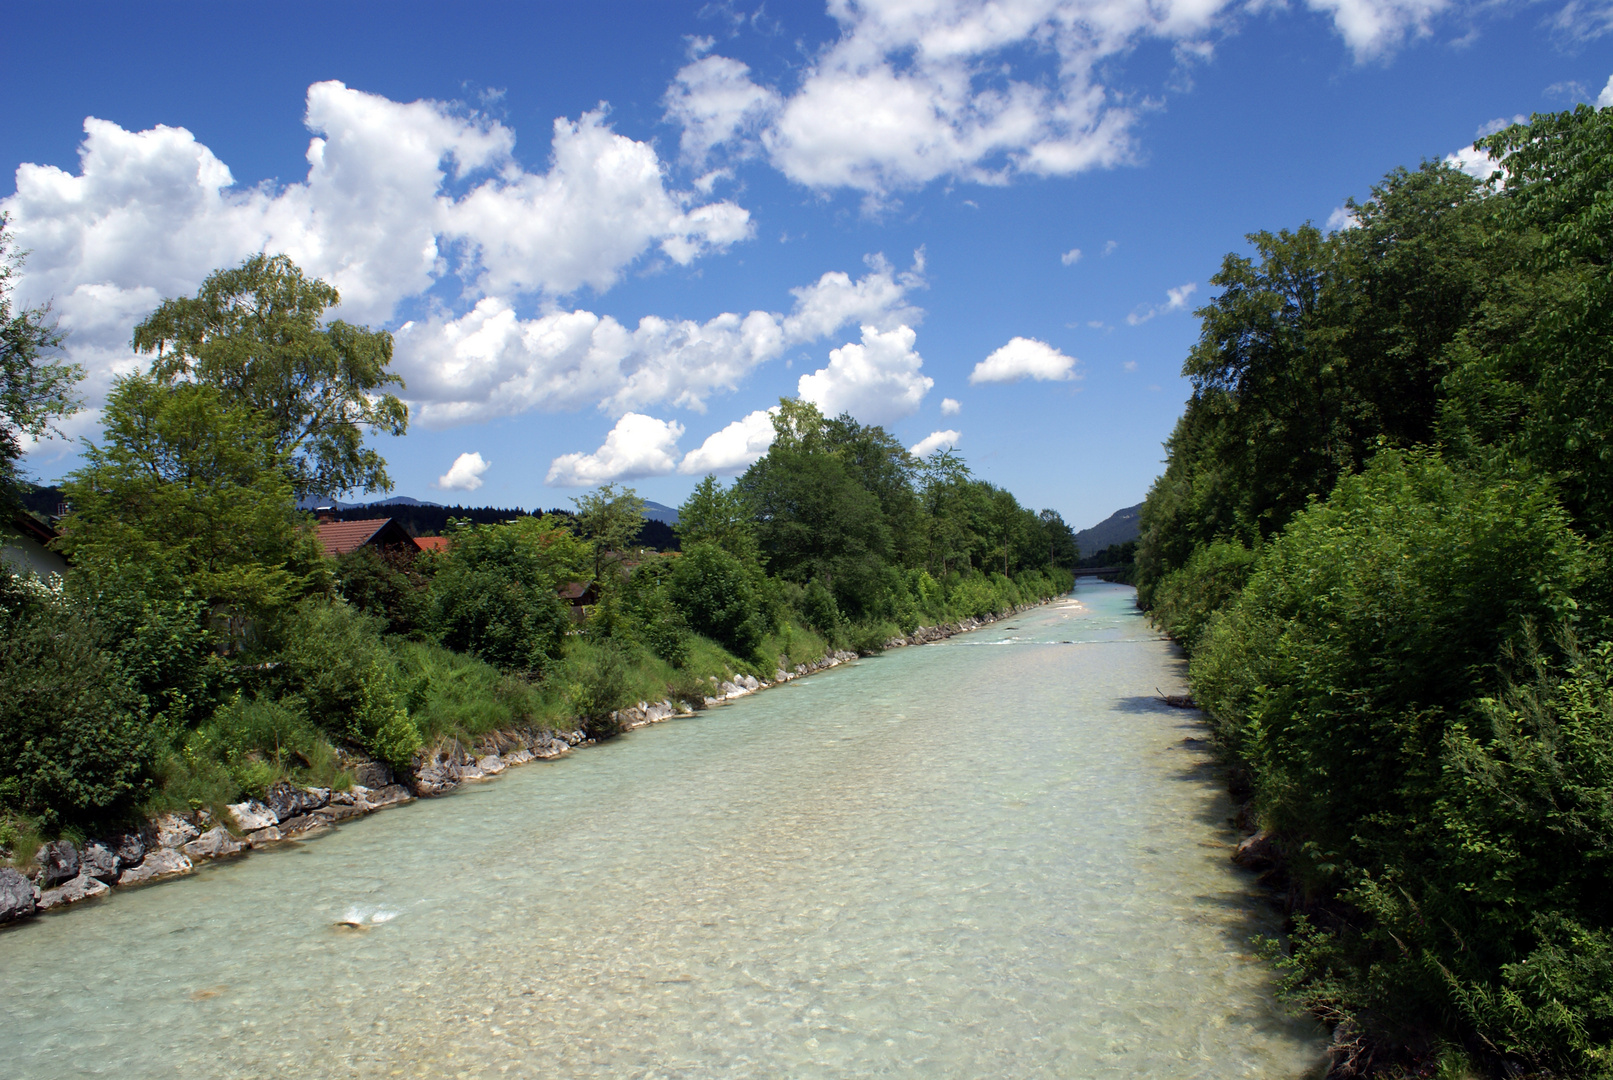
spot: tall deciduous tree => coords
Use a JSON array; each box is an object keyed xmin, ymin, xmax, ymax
[
  {"xmin": 132, "ymin": 254, "xmax": 407, "ymax": 499},
  {"xmin": 0, "ymin": 214, "xmax": 81, "ymax": 514}
]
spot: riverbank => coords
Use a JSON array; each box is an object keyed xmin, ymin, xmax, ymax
[{"xmin": 0, "ymin": 602, "xmax": 1049, "ymax": 929}]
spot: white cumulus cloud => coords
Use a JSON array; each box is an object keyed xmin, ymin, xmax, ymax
[
  {"xmin": 970, "ymin": 337, "xmax": 1079, "ymax": 384},
  {"xmin": 663, "ymin": 0, "xmax": 1441, "ymax": 202},
  {"xmin": 663, "ymin": 55, "xmax": 782, "ymax": 165},
  {"xmin": 910, "ymin": 429, "xmax": 961, "ymax": 457},
  {"xmin": 437, "ymin": 451, "xmax": 491, "ymax": 491},
  {"xmin": 545, "ymin": 413, "xmax": 686, "ymax": 487},
  {"xmin": 2, "ymin": 81, "xmax": 750, "ymax": 418},
  {"xmin": 679, "ymin": 407, "xmax": 780, "ymax": 475},
  {"xmin": 1061, "ymin": 248, "xmax": 1083, "ymax": 266},
  {"xmin": 798, "ymin": 325, "xmax": 933, "ymax": 424},
  {"xmin": 941, "ymin": 396, "xmax": 962, "ymax": 415},
  {"xmin": 1601, "ymin": 74, "xmax": 1613, "ymax": 108},
  {"xmin": 393, "ymin": 252, "xmax": 926, "ymax": 427}
]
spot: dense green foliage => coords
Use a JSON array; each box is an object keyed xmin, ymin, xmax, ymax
[
  {"xmin": 0, "ymin": 256, "xmax": 1076, "ymax": 849},
  {"xmin": 1139, "ymin": 105, "xmax": 1613, "ymax": 1076}
]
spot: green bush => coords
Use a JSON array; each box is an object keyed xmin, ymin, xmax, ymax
[
  {"xmin": 179, "ymin": 695, "xmax": 345, "ymax": 802},
  {"xmin": 428, "ymin": 565, "xmax": 569, "ymax": 673},
  {"xmin": 0, "ymin": 574, "xmax": 155, "ymax": 826},
  {"xmin": 798, "ymin": 579, "xmax": 842, "ymax": 635},
  {"xmin": 671, "ymin": 542, "xmax": 767, "ymax": 657},
  {"xmin": 278, "ymin": 599, "xmax": 421, "ymax": 770},
  {"xmin": 1192, "ymin": 452, "xmax": 1594, "ymax": 1065},
  {"xmin": 562, "ymin": 641, "xmax": 632, "ymax": 738},
  {"xmin": 393, "ymin": 639, "xmax": 550, "ymax": 745},
  {"xmin": 336, "ymin": 545, "xmax": 428, "ymax": 636},
  {"xmin": 67, "ymin": 559, "xmax": 222, "ymax": 732},
  {"xmin": 1148, "ymin": 539, "xmax": 1258, "ymax": 653}
]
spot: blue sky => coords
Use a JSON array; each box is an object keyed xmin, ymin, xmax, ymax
[{"xmin": 4, "ymin": 1, "xmax": 1609, "ymax": 530}]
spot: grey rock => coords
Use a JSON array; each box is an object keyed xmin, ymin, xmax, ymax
[
  {"xmin": 226, "ymin": 800, "xmax": 278, "ymax": 832},
  {"xmin": 110, "ymin": 831, "xmax": 146, "ymax": 868},
  {"xmin": 532, "ymin": 740, "xmax": 569, "ymax": 761},
  {"xmin": 1232, "ymin": 831, "xmax": 1278, "ymax": 871},
  {"xmin": 503, "ymin": 749, "xmax": 534, "ymax": 766},
  {"xmin": 351, "ymin": 761, "xmax": 393, "ymax": 788},
  {"xmin": 274, "ymin": 814, "xmax": 325, "ymax": 837},
  {"xmin": 34, "ymin": 840, "xmax": 80, "ymax": 888},
  {"xmin": 264, "ymin": 781, "xmax": 328, "ymax": 819},
  {"xmin": 313, "ymin": 803, "xmax": 365, "ymax": 824},
  {"xmin": 360, "ymin": 784, "xmax": 412, "ymax": 810},
  {"xmin": 37, "ymin": 871, "xmax": 110, "ymax": 910},
  {"xmin": 80, "ymin": 839, "xmax": 121, "ymax": 884},
  {"xmin": 245, "ymin": 826, "xmax": 283, "ymax": 847},
  {"xmin": 412, "ymin": 760, "xmax": 460, "ymax": 796},
  {"xmin": 181, "ymin": 826, "xmax": 245, "ymax": 861},
  {"xmin": 0, "ymin": 867, "xmax": 36, "ymax": 923},
  {"xmin": 117, "ymin": 849, "xmax": 192, "ymax": 886},
  {"xmin": 477, "ymin": 754, "xmax": 506, "ymax": 775},
  {"xmin": 154, "ymin": 813, "xmax": 199, "ymax": 849},
  {"xmin": 327, "ymin": 789, "xmax": 358, "ymax": 806}
]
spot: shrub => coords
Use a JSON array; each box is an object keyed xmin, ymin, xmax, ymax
[
  {"xmin": 798, "ymin": 579, "xmax": 842, "ymax": 635},
  {"xmin": 392, "ymin": 639, "xmax": 548, "ymax": 745},
  {"xmin": 563, "ymin": 641, "xmax": 632, "ymax": 738},
  {"xmin": 67, "ymin": 559, "xmax": 221, "ymax": 732},
  {"xmin": 428, "ymin": 566, "xmax": 568, "ymax": 673},
  {"xmin": 1148, "ymin": 539, "xmax": 1258, "ymax": 653},
  {"xmin": 336, "ymin": 545, "xmax": 428, "ymax": 636},
  {"xmin": 1192, "ymin": 452, "xmax": 1595, "ymax": 1064},
  {"xmin": 670, "ymin": 542, "xmax": 767, "ymax": 656},
  {"xmin": 0, "ymin": 574, "xmax": 155, "ymax": 825},
  {"xmin": 278, "ymin": 599, "xmax": 421, "ymax": 770}
]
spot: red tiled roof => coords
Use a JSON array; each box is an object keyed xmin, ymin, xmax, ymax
[
  {"xmin": 317, "ymin": 518, "xmax": 409, "ymax": 557},
  {"xmin": 414, "ymin": 535, "xmax": 451, "ymax": 553}
]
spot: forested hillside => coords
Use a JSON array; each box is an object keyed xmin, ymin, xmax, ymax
[
  {"xmin": 0, "ymin": 246, "xmax": 1077, "ymax": 863},
  {"xmin": 1137, "ymin": 105, "xmax": 1613, "ymax": 1077}
]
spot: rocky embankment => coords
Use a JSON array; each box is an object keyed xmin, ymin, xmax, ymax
[{"xmin": 0, "ymin": 603, "xmax": 1047, "ymax": 928}]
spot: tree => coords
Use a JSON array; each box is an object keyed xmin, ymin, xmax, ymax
[
  {"xmin": 676, "ymin": 475, "xmax": 758, "ymax": 562},
  {"xmin": 58, "ymin": 375, "xmax": 325, "ymax": 645},
  {"xmin": 1038, "ymin": 509, "xmax": 1079, "ymax": 570},
  {"xmin": 132, "ymin": 254, "xmax": 407, "ymax": 499},
  {"xmin": 572, "ymin": 483, "xmax": 647, "ymax": 579},
  {"xmin": 0, "ymin": 214, "xmax": 82, "ymax": 514}
]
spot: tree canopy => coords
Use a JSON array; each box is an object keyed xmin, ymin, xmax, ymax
[
  {"xmin": 0, "ymin": 214, "xmax": 81, "ymax": 516},
  {"xmin": 132, "ymin": 253, "xmax": 407, "ymax": 499}
]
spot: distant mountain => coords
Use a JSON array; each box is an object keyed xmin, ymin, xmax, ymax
[
  {"xmin": 643, "ymin": 500, "xmax": 679, "ymax": 526},
  {"xmin": 369, "ymin": 495, "xmax": 444, "ymax": 508},
  {"xmin": 295, "ymin": 494, "xmax": 444, "ymax": 510},
  {"xmin": 1073, "ymin": 503, "xmax": 1142, "ymax": 558}
]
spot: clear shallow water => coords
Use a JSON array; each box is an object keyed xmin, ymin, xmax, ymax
[{"xmin": 0, "ymin": 581, "xmax": 1325, "ymax": 1079}]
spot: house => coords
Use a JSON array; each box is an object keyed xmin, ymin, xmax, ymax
[
  {"xmin": 315, "ymin": 517, "xmax": 421, "ymax": 558},
  {"xmin": 414, "ymin": 535, "xmax": 451, "ymax": 554},
  {"xmin": 2, "ymin": 511, "xmax": 68, "ymax": 581},
  {"xmin": 558, "ymin": 580, "xmax": 600, "ymax": 621}
]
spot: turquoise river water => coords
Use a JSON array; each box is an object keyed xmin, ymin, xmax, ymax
[{"xmin": 0, "ymin": 580, "xmax": 1326, "ymax": 1079}]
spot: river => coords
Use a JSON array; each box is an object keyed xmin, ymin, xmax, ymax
[{"xmin": 0, "ymin": 580, "xmax": 1325, "ymax": 1078}]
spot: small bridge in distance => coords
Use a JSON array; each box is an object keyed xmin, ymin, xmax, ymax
[{"xmin": 1073, "ymin": 565, "xmax": 1130, "ymax": 579}]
